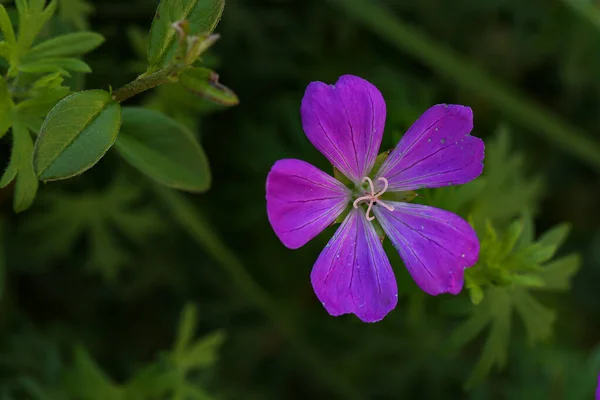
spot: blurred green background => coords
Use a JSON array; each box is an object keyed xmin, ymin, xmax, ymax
[{"xmin": 2, "ymin": 0, "xmax": 600, "ymax": 398}]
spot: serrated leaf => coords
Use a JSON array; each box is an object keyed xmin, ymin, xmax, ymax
[
  {"xmin": 25, "ymin": 32, "xmax": 103, "ymax": 60},
  {"xmin": 147, "ymin": 0, "xmax": 225, "ymax": 70},
  {"xmin": 179, "ymin": 67, "xmax": 239, "ymax": 106},
  {"xmin": 0, "ymin": 118, "xmax": 39, "ymax": 212},
  {"xmin": 115, "ymin": 107, "xmax": 210, "ymax": 192},
  {"xmin": 33, "ymin": 90, "xmax": 122, "ymax": 181}
]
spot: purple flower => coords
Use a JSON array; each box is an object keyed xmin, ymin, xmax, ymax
[
  {"xmin": 266, "ymin": 75, "xmax": 484, "ymax": 322},
  {"xmin": 596, "ymin": 372, "xmax": 600, "ymax": 400}
]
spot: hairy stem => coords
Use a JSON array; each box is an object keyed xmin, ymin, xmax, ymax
[{"xmin": 111, "ymin": 67, "xmax": 178, "ymax": 103}]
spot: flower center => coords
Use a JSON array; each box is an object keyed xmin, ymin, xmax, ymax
[{"xmin": 352, "ymin": 177, "xmax": 395, "ymax": 221}]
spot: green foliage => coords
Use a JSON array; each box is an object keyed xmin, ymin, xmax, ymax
[
  {"xmin": 33, "ymin": 90, "xmax": 122, "ymax": 181},
  {"xmin": 19, "ymin": 175, "xmax": 163, "ymax": 279},
  {"xmin": 0, "ymin": 117, "xmax": 38, "ymax": 212},
  {"xmin": 147, "ymin": 0, "xmax": 224, "ymax": 71},
  {"xmin": 57, "ymin": 0, "xmax": 93, "ymax": 30},
  {"xmin": 116, "ymin": 107, "xmax": 211, "ymax": 192},
  {"xmin": 449, "ymin": 215, "xmax": 580, "ymax": 387},
  {"xmin": 64, "ymin": 304, "xmax": 224, "ymax": 400}
]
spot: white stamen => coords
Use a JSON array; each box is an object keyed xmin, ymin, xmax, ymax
[{"xmin": 352, "ymin": 176, "xmax": 394, "ymax": 220}]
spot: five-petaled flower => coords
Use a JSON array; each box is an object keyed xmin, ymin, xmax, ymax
[{"xmin": 266, "ymin": 75, "xmax": 485, "ymax": 322}]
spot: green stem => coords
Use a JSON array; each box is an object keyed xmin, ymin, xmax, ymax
[
  {"xmin": 154, "ymin": 186, "xmax": 364, "ymax": 400},
  {"xmin": 331, "ymin": 0, "xmax": 600, "ymax": 172},
  {"xmin": 111, "ymin": 67, "xmax": 177, "ymax": 103}
]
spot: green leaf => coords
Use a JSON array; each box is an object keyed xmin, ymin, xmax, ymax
[
  {"xmin": 15, "ymin": 73, "xmax": 70, "ymax": 118},
  {"xmin": 511, "ymin": 288, "xmax": 556, "ymax": 345},
  {"xmin": 0, "ymin": 76, "xmax": 13, "ymax": 138},
  {"xmin": 537, "ymin": 253, "xmax": 581, "ymax": 291},
  {"xmin": 0, "ymin": 5, "xmax": 16, "ymax": 46},
  {"xmin": 58, "ymin": 0, "xmax": 94, "ymax": 30},
  {"xmin": 0, "ymin": 41, "xmax": 12, "ymax": 61},
  {"xmin": 147, "ymin": 0, "xmax": 225, "ymax": 70},
  {"xmin": 15, "ymin": 0, "xmax": 58, "ymax": 56},
  {"xmin": 174, "ymin": 304, "xmax": 198, "ymax": 357},
  {"xmin": 525, "ymin": 223, "xmax": 571, "ymax": 264},
  {"xmin": 115, "ymin": 107, "xmax": 210, "ymax": 192},
  {"xmin": 25, "ymin": 31, "xmax": 103, "ymax": 60},
  {"xmin": 178, "ymin": 67, "xmax": 238, "ymax": 106},
  {"xmin": 65, "ymin": 346, "xmax": 123, "ymax": 400},
  {"xmin": 19, "ymin": 57, "xmax": 92, "ymax": 75},
  {"xmin": 466, "ymin": 287, "xmax": 511, "ymax": 388},
  {"xmin": 178, "ymin": 331, "xmax": 225, "ymax": 370},
  {"xmin": 0, "ymin": 118, "xmax": 39, "ymax": 212},
  {"xmin": 33, "ymin": 90, "xmax": 122, "ymax": 181},
  {"xmin": 123, "ymin": 364, "xmax": 177, "ymax": 399},
  {"xmin": 20, "ymin": 175, "xmax": 163, "ymax": 280}
]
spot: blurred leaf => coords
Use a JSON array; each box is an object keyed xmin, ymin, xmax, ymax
[
  {"xmin": 179, "ymin": 67, "xmax": 239, "ymax": 106},
  {"xmin": 24, "ymin": 31, "xmax": 103, "ymax": 60},
  {"xmin": 19, "ymin": 175, "xmax": 163, "ymax": 279},
  {"xmin": 453, "ymin": 215, "xmax": 580, "ymax": 386},
  {"xmin": 147, "ymin": 0, "xmax": 224, "ymax": 71},
  {"xmin": 178, "ymin": 331, "xmax": 225, "ymax": 370},
  {"xmin": 15, "ymin": 72, "xmax": 70, "ymax": 119},
  {"xmin": 19, "ymin": 57, "xmax": 92, "ymax": 75},
  {"xmin": 14, "ymin": 0, "xmax": 57, "ymax": 62},
  {"xmin": 0, "ymin": 5, "xmax": 16, "ymax": 46},
  {"xmin": 511, "ymin": 288, "xmax": 556, "ymax": 345},
  {"xmin": 465, "ymin": 287, "xmax": 511, "ymax": 388},
  {"xmin": 58, "ymin": 0, "xmax": 94, "ymax": 30},
  {"xmin": 174, "ymin": 304, "xmax": 199, "ymax": 357},
  {"xmin": 536, "ymin": 254, "xmax": 581, "ymax": 291},
  {"xmin": 123, "ymin": 363, "xmax": 178, "ymax": 399},
  {"xmin": 64, "ymin": 346, "xmax": 123, "ymax": 400},
  {"xmin": 115, "ymin": 107, "xmax": 211, "ymax": 192},
  {"xmin": 33, "ymin": 90, "xmax": 122, "ymax": 181},
  {"xmin": 0, "ymin": 76, "xmax": 13, "ymax": 138},
  {"xmin": 0, "ymin": 118, "xmax": 39, "ymax": 212}
]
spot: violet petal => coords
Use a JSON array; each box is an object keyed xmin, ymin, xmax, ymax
[
  {"xmin": 373, "ymin": 202, "xmax": 479, "ymax": 295},
  {"xmin": 310, "ymin": 208, "xmax": 398, "ymax": 322},
  {"xmin": 376, "ymin": 104, "xmax": 484, "ymax": 191},
  {"xmin": 301, "ymin": 75, "xmax": 386, "ymax": 184},
  {"xmin": 266, "ymin": 159, "xmax": 351, "ymax": 249}
]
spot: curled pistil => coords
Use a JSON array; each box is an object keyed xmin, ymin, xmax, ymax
[{"xmin": 353, "ymin": 177, "xmax": 395, "ymax": 221}]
